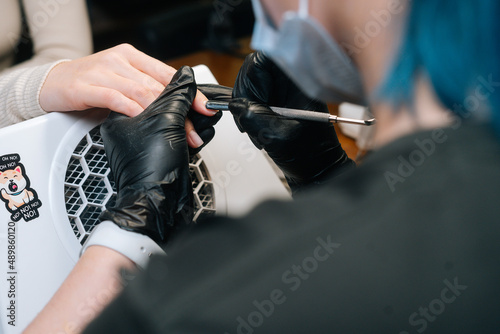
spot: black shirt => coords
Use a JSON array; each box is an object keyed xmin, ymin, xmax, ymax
[{"xmin": 85, "ymin": 121, "xmax": 500, "ymax": 333}]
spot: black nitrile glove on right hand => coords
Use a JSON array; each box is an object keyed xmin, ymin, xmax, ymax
[
  {"xmin": 231, "ymin": 52, "xmax": 355, "ymax": 193},
  {"xmin": 100, "ymin": 66, "xmax": 197, "ymax": 245},
  {"xmin": 187, "ymin": 84, "xmax": 232, "ymax": 156}
]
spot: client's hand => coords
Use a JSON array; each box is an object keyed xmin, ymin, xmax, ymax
[
  {"xmin": 186, "ymin": 84, "xmax": 232, "ymax": 155},
  {"xmin": 99, "ymin": 66, "xmax": 197, "ymax": 245},
  {"xmin": 39, "ymin": 43, "xmax": 214, "ymax": 129}
]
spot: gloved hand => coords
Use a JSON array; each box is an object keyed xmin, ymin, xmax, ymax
[
  {"xmin": 187, "ymin": 84, "xmax": 232, "ymax": 155},
  {"xmin": 100, "ymin": 66, "xmax": 197, "ymax": 245},
  {"xmin": 231, "ymin": 52, "xmax": 355, "ymax": 193}
]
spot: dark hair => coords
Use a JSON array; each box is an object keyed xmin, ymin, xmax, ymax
[{"xmin": 378, "ymin": 0, "xmax": 500, "ymax": 131}]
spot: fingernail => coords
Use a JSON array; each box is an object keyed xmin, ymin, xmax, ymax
[
  {"xmin": 188, "ymin": 130, "xmax": 204, "ymax": 148},
  {"xmin": 203, "ymin": 99, "xmax": 217, "ymax": 114}
]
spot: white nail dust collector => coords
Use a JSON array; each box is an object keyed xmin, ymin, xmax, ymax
[{"xmin": 0, "ymin": 65, "xmax": 290, "ymax": 333}]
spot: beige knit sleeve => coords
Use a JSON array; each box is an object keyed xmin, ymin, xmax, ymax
[
  {"xmin": 0, "ymin": 0, "xmax": 93, "ymax": 128},
  {"xmin": 0, "ymin": 59, "xmax": 69, "ymax": 128},
  {"xmin": 9, "ymin": 0, "xmax": 92, "ymax": 72}
]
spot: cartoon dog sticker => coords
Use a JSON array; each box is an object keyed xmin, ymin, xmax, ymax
[
  {"xmin": 0, "ymin": 165, "xmax": 35, "ymax": 211},
  {"xmin": 0, "ymin": 157, "xmax": 42, "ymax": 222}
]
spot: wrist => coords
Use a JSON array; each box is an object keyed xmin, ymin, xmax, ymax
[
  {"xmin": 82, "ymin": 245, "xmax": 136, "ymax": 271},
  {"xmin": 80, "ymin": 221, "xmax": 166, "ymax": 270},
  {"xmin": 39, "ymin": 59, "xmax": 71, "ymax": 112}
]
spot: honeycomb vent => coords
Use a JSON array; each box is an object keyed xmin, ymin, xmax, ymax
[{"xmin": 64, "ymin": 126, "xmax": 216, "ymax": 245}]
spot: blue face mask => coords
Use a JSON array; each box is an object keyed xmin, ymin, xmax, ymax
[{"xmin": 250, "ymin": 0, "xmax": 365, "ymax": 104}]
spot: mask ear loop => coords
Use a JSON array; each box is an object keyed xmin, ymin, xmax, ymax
[
  {"xmin": 298, "ymin": 0, "xmax": 309, "ymax": 18},
  {"xmin": 253, "ymin": 0, "xmax": 280, "ymax": 30}
]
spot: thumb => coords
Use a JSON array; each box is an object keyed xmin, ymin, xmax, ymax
[
  {"xmin": 228, "ymin": 98, "xmax": 276, "ymax": 147},
  {"xmin": 228, "ymin": 98, "xmax": 252, "ymax": 133},
  {"xmin": 229, "ymin": 98, "xmax": 274, "ymax": 125}
]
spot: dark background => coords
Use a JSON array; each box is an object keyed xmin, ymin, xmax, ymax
[
  {"xmin": 87, "ymin": 0, "xmax": 254, "ymax": 59},
  {"xmin": 15, "ymin": 0, "xmax": 255, "ymax": 64}
]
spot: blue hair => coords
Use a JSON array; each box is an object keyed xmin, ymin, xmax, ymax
[{"xmin": 379, "ymin": 0, "xmax": 500, "ymax": 131}]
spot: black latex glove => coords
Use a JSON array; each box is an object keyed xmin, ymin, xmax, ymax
[
  {"xmin": 231, "ymin": 52, "xmax": 355, "ymax": 193},
  {"xmin": 100, "ymin": 66, "xmax": 197, "ymax": 245},
  {"xmin": 187, "ymin": 84, "xmax": 232, "ymax": 156}
]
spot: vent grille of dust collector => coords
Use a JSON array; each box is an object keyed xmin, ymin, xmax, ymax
[{"xmin": 63, "ymin": 126, "xmax": 216, "ymax": 245}]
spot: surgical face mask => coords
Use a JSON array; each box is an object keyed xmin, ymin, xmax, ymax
[{"xmin": 250, "ymin": 0, "xmax": 365, "ymax": 105}]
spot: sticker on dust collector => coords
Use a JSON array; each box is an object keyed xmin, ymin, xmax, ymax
[{"xmin": 0, "ymin": 154, "xmax": 42, "ymax": 222}]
